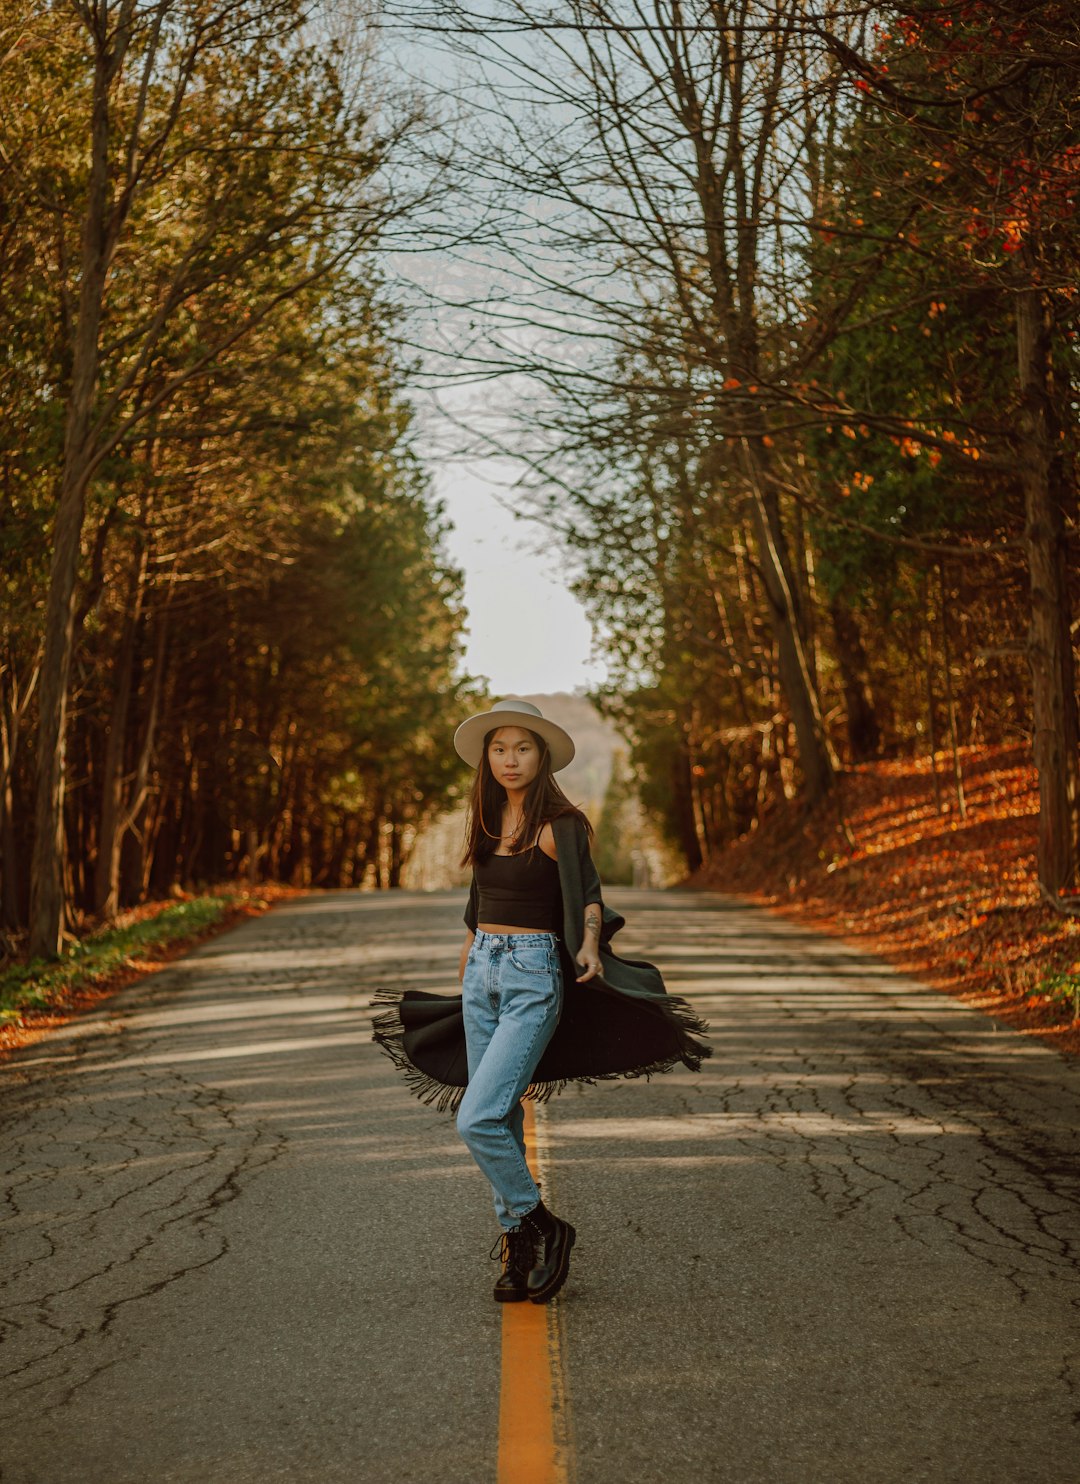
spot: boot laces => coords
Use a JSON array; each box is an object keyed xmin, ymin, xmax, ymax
[{"xmin": 489, "ymin": 1225, "xmax": 534, "ymax": 1270}]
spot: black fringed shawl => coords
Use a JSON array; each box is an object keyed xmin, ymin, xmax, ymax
[{"xmin": 369, "ymin": 813, "xmax": 712, "ymax": 1113}]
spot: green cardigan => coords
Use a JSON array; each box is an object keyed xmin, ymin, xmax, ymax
[{"xmin": 369, "ymin": 813, "xmax": 711, "ymax": 1113}]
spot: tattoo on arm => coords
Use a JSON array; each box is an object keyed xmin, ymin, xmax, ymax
[{"xmin": 585, "ymin": 908, "xmax": 601, "ymax": 937}]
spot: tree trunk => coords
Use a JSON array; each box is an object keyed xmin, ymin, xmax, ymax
[
  {"xmin": 94, "ymin": 544, "xmax": 148, "ymax": 917},
  {"xmin": 0, "ymin": 701, "xmax": 22, "ymax": 930},
  {"xmin": 792, "ymin": 492, "xmax": 820, "ymax": 693},
  {"xmin": 117, "ymin": 613, "xmax": 167, "ymax": 906},
  {"xmin": 743, "ymin": 463, "xmax": 838, "ymax": 801},
  {"xmin": 388, "ymin": 808, "xmax": 404, "ymax": 890},
  {"xmin": 671, "ymin": 733, "xmax": 704, "ymax": 873},
  {"xmin": 0, "ymin": 661, "xmax": 37, "ymax": 930},
  {"xmin": 828, "ymin": 596, "xmax": 881, "ymax": 762},
  {"xmin": 29, "ymin": 46, "xmax": 118, "ymax": 958},
  {"xmin": 1016, "ymin": 276, "xmax": 1080, "ymax": 897},
  {"xmin": 921, "ymin": 570, "xmax": 943, "ymax": 814},
  {"xmin": 938, "ymin": 563, "xmax": 967, "ymax": 819},
  {"xmin": 365, "ymin": 800, "xmax": 384, "ymax": 889}
]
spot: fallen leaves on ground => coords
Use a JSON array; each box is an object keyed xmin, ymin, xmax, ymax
[{"xmin": 694, "ymin": 743, "xmax": 1080, "ymax": 1058}]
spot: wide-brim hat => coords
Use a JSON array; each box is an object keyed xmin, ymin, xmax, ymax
[{"xmin": 453, "ymin": 698, "xmax": 576, "ymax": 773}]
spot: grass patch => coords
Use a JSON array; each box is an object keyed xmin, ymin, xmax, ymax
[
  {"xmin": 0, "ymin": 895, "xmax": 233, "ymax": 1024},
  {"xmin": 1026, "ymin": 971, "xmax": 1080, "ymax": 1024}
]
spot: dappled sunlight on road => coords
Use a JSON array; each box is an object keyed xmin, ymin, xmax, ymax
[
  {"xmin": 551, "ymin": 1111, "xmax": 977, "ymax": 1139},
  {"xmin": 3, "ymin": 884, "xmax": 1079, "ymax": 1483}
]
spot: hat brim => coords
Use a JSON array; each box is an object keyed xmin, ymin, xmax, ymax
[{"xmin": 453, "ymin": 709, "xmax": 576, "ymax": 772}]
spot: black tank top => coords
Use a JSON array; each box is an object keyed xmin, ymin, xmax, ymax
[{"xmin": 474, "ymin": 847, "xmax": 562, "ymax": 930}]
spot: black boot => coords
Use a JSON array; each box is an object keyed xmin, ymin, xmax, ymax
[
  {"xmin": 520, "ymin": 1199, "xmax": 576, "ymax": 1304},
  {"xmin": 490, "ymin": 1225, "xmax": 534, "ymax": 1303}
]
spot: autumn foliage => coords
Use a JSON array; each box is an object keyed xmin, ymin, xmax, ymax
[{"xmin": 700, "ymin": 745, "xmax": 1080, "ymax": 1054}]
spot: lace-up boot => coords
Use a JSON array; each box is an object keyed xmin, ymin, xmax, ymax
[
  {"xmin": 521, "ymin": 1199, "xmax": 576, "ymax": 1304},
  {"xmin": 490, "ymin": 1224, "xmax": 535, "ymax": 1303}
]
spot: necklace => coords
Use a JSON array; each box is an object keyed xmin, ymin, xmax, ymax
[
  {"xmin": 479, "ymin": 796, "xmax": 525, "ymax": 841},
  {"xmin": 496, "ymin": 807, "xmax": 524, "ymax": 841}
]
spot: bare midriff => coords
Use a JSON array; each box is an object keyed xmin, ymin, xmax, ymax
[{"xmin": 476, "ymin": 922, "xmax": 553, "ymax": 935}]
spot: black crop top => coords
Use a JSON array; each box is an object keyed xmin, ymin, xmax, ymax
[{"xmin": 473, "ymin": 847, "xmax": 562, "ymax": 931}]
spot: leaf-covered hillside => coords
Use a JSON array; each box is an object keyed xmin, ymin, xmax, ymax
[{"xmin": 699, "ymin": 745, "xmax": 1080, "ymax": 1057}]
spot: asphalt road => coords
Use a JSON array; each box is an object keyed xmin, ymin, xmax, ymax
[{"xmin": 2, "ymin": 889, "xmax": 1078, "ymax": 1483}]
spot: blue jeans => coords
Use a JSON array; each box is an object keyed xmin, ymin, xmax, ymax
[{"xmin": 457, "ymin": 930, "xmax": 563, "ymax": 1230}]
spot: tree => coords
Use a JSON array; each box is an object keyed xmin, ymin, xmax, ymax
[
  {"xmin": 823, "ymin": 0, "xmax": 1080, "ymax": 899},
  {"xmin": 0, "ymin": 0, "xmax": 395, "ymax": 954}
]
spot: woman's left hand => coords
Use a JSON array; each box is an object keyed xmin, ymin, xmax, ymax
[{"xmin": 575, "ymin": 950, "xmax": 601, "ymax": 983}]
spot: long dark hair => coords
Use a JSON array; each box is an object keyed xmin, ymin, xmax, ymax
[{"xmin": 460, "ymin": 727, "xmax": 592, "ymax": 866}]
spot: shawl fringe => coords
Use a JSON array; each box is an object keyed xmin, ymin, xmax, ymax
[
  {"xmin": 370, "ymin": 986, "xmax": 466, "ymax": 1114},
  {"xmin": 369, "ymin": 985, "xmax": 712, "ymax": 1116}
]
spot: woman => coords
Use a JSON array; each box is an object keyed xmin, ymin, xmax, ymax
[
  {"xmin": 370, "ymin": 698, "xmax": 711, "ymax": 1306},
  {"xmin": 454, "ymin": 698, "xmax": 594, "ymax": 1306}
]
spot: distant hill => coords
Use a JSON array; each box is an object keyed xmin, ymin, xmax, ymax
[{"xmin": 522, "ymin": 692, "xmax": 621, "ymax": 815}]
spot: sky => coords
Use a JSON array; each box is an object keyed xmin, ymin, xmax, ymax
[
  {"xmin": 433, "ymin": 452, "xmax": 605, "ymax": 697},
  {"xmin": 379, "ymin": 13, "xmax": 608, "ymax": 699}
]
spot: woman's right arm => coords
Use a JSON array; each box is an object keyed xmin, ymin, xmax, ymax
[{"xmin": 459, "ymin": 929, "xmax": 476, "ymax": 983}]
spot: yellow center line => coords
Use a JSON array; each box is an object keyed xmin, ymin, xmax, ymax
[{"xmin": 496, "ymin": 1098, "xmax": 573, "ymax": 1484}]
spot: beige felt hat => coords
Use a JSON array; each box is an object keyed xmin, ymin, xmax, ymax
[{"xmin": 453, "ymin": 698, "xmax": 576, "ymax": 772}]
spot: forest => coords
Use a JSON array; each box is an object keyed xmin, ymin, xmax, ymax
[
  {"xmin": 2, "ymin": 1, "xmax": 1078, "ymax": 961},
  {"xmin": 1, "ymin": 0, "xmax": 478, "ymax": 959},
  {"xmin": 404, "ymin": 0, "xmax": 1079, "ymax": 903}
]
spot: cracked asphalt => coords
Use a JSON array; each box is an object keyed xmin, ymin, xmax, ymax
[{"xmin": 2, "ymin": 888, "xmax": 1078, "ymax": 1483}]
